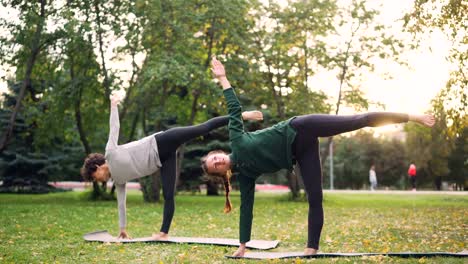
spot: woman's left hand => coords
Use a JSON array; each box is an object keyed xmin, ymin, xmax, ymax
[{"xmin": 242, "ymin": 111, "xmax": 263, "ymax": 121}]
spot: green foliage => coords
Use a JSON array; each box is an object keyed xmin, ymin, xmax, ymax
[
  {"xmin": 324, "ymin": 0, "xmax": 406, "ymax": 114},
  {"xmin": 326, "ymin": 131, "xmax": 409, "ymax": 190},
  {"xmin": 404, "ymin": 0, "xmax": 467, "ymax": 137},
  {"xmin": 1, "ymin": 0, "xmax": 464, "ymax": 196},
  {"xmin": 447, "ymin": 127, "xmax": 467, "ymax": 189}
]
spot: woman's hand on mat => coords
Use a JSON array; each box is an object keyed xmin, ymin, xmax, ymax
[
  {"xmin": 232, "ymin": 244, "xmax": 246, "ymax": 257},
  {"xmin": 152, "ymin": 232, "xmax": 169, "ymax": 240},
  {"xmin": 304, "ymin": 248, "xmax": 317, "ymax": 255},
  {"xmin": 118, "ymin": 229, "xmax": 131, "ymax": 239},
  {"xmin": 242, "ymin": 111, "xmax": 263, "ymax": 121}
]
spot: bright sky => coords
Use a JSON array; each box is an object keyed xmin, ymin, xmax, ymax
[
  {"xmin": 0, "ymin": 0, "xmax": 452, "ymax": 121},
  {"xmin": 307, "ymin": 0, "xmax": 451, "ymax": 116}
]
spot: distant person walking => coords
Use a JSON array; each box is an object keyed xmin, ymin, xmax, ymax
[
  {"xmin": 369, "ymin": 165, "xmax": 377, "ymax": 191},
  {"xmin": 408, "ymin": 163, "xmax": 417, "ymax": 191}
]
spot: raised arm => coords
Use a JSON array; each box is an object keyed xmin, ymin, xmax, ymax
[
  {"xmin": 211, "ymin": 57, "xmax": 245, "ymax": 140},
  {"xmin": 106, "ymin": 94, "xmax": 122, "ymax": 150}
]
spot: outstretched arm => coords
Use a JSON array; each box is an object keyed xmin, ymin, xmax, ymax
[
  {"xmin": 211, "ymin": 57, "xmax": 246, "ymax": 140},
  {"xmin": 116, "ymin": 183, "xmax": 131, "ymax": 239},
  {"xmin": 106, "ymin": 94, "xmax": 122, "ymax": 150},
  {"xmin": 233, "ymin": 175, "xmax": 256, "ymax": 257}
]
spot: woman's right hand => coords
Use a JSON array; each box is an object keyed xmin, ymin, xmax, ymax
[{"xmin": 118, "ymin": 229, "xmax": 131, "ymax": 239}]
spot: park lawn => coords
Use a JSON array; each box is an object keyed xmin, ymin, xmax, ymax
[{"xmin": 0, "ymin": 191, "xmax": 466, "ymax": 263}]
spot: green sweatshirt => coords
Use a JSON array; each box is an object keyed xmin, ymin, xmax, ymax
[{"xmin": 223, "ymin": 88, "xmax": 297, "ymax": 243}]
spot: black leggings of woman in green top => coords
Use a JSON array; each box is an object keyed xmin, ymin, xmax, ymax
[
  {"xmin": 289, "ymin": 112, "xmax": 409, "ymax": 249},
  {"xmin": 154, "ymin": 116, "xmax": 230, "ymax": 235}
]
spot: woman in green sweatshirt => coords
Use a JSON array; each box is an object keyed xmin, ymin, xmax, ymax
[{"xmin": 201, "ymin": 57, "xmax": 435, "ymax": 257}]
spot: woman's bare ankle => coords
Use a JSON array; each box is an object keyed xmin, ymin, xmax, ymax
[
  {"xmin": 408, "ymin": 114, "xmax": 435, "ymax": 127},
  {"xmin": 304, "ymin": 248, "xmax": 317, "ymax": 255}
]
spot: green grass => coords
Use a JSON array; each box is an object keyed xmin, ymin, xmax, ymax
[{"xmin": 0, "ymin": 191, "xmax": 466, "ymax": 263}]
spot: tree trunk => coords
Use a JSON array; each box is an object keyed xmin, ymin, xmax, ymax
[
  {"xmin": 0, "ymin": 0, "xmax": 46, "ymax": 153},
  {"xmin": 322, "ymin": 24, "xmax": 358, "ymax": 187},
  {"xmin": 150, "ymin": 171, "xmax": 161, "ymax": 202},
  {"xmin": 140, "ymin": 168, "xmax": 161, "ymax": 203},
  {"xmin": 288, "ymin": 165, "xmax": 302, "ymax": 199},
  {"xmin": 206, "ymin": 181, "xmax": 219, "ymax": 196},
  {"xmin": 93, "ymin": 0, "xmax": 111, "ymax": 106},
  {"xmin": 70, "ymin": 55, "xmax": 92, "ymax": 155}
]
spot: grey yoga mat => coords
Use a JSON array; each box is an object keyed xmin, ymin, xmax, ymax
[
  {"xmin": 83, "ymin": 230, "xmax": 279, "ymax": 250},
  {"xmin": 226, "ymin": 251, "xmax": 468, "ymax": 259}
]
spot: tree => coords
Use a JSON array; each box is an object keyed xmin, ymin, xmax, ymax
[
  {"xmin": 239, "ymin": 0, "xmax": 335, "ymax": 198},
  {"xmin": 447, "ymin": 127, "xmax": 467, "ymax": 190},
  {"xmin": 404, "ymin": 0, "xmax": 466, "ymax": 137},
  {"xmin": 320, "ymin": 0, "xmax": 406, "ymax": 189},
  {"xmin": 403, "ymin": 0, "xmax": 466, "ymax": 190},
  {"xmin": 0, "ymin": 0, "xmax": 54, "ymax": 152}
]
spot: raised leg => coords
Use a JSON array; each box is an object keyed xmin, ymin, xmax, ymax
[
  {"xmin": 291, "ymin": 112, "xmax": 409, "ymax": 138},
  {"xmin": 155, "ymin": 116, "xmax": 228, "ymax": 159}
]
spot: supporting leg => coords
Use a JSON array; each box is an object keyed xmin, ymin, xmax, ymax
[
  {"xmin": 294, "ymin": 137, "xmax": 323, "ymax": 251},
  {"xmin": 159, "ymin": 152, "xmax": 177, "ymax": 234}
]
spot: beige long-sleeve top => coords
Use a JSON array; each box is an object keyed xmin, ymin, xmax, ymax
[{"xmin": 105, "ymin": 105, "xmax": 162, "ymax": 228}]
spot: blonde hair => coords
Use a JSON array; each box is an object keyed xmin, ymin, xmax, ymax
[{"xmin": 201, "ymin": 150, "xmax": 233, "ymax": 213}]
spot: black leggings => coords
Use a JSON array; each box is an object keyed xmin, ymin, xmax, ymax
[
  {"xmin": 290, "ymin": 112, "xmax": 408, "ymax": 249},
  {"xmin": 154, "ymin": 116, "xmax": 229, "ymax": 233},
  {"xmin": 410, "ymin": 176, "xmax": 417, "ymax": 189}
]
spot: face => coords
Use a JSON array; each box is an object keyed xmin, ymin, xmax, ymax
[
  {"xmin": 205, "ymin": 152, "xmax": 231, "ymax": 175},
  {"xmin": 92, "ymin": 163, "xmax": 111, "ymax": 182}
]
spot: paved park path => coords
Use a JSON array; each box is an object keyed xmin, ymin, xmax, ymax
[{"xmin": 49, "ymin": 181, "xmax": 466, "ymax": 195}]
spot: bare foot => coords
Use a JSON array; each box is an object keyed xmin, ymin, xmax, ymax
[
  {"xmin": 304, "ymin": 248, "xmax": 317, "ymax": 255},
  {"xmin": 409, "ymin": 114, "xmax": 435, "ymax": 127},
  {"xmin": 152, "ymin": 232, "xmax": 169, "ymax": 240}
]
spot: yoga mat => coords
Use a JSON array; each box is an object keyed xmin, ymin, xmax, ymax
[
  {"xmin": 226, "ymin": 251, "xmax": 468, "ymax": 259},
  {"xmin": 83, "ymin": 230, "xmax": 279, "ymax": 250}
]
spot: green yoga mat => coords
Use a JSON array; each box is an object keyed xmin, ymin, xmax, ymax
[
  {"xmin": 226, "ymin": 251, "xmax": 468, "ymax": 259},
  {"xmin": 83, "ymin": 230, "xmax": 279, "ymax": 250}
]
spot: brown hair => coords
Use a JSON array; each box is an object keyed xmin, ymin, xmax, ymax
[
  {"xmin": 80, "ymin": 153, "xmax": 106, "ymax": 181},
  {"xmin": 201, "ymin": 150, "xmax": 232, "ymax": 213}
]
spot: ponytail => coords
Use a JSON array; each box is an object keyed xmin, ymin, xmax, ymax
[{"xmin": 223, "ymin": 170, "xmax": 232, "ymax": 213}]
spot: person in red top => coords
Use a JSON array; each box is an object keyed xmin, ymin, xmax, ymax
[{"xmin": 408, "ymin": 163, "xmax": 417, "ymax": 191}]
